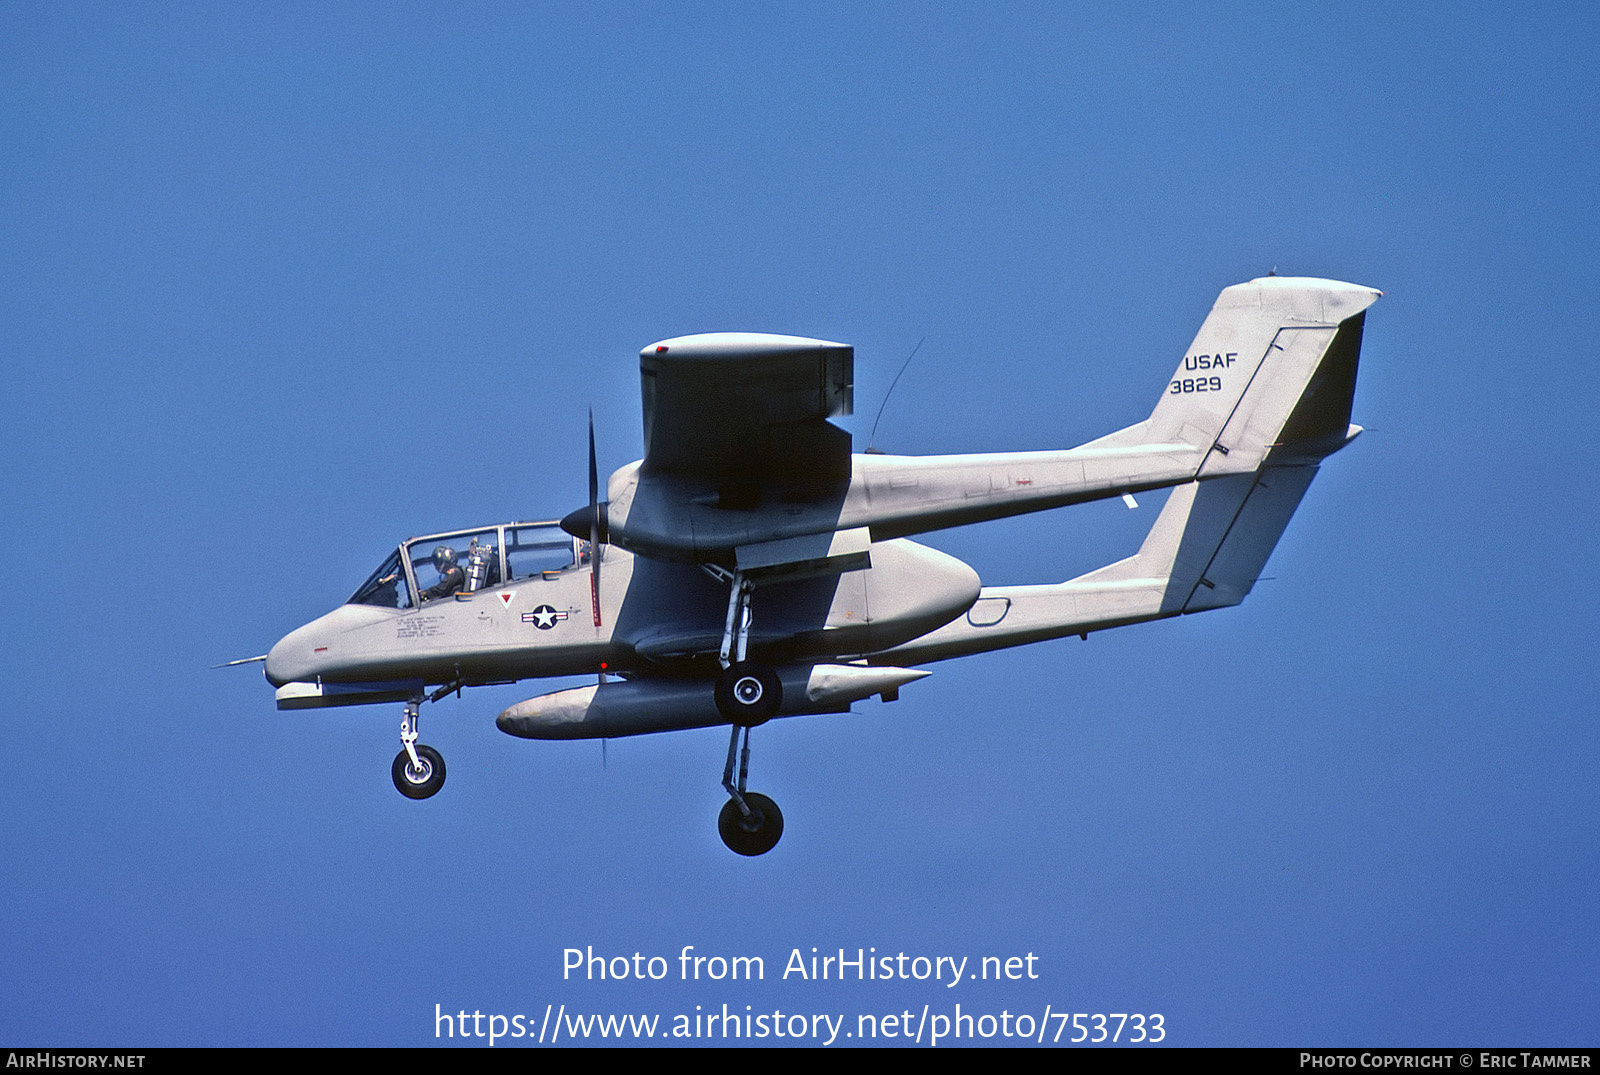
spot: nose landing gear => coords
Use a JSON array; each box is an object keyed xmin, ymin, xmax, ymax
[{"xmin": 392, "ymin": 697, "xmax": 446, "ymax": 800}]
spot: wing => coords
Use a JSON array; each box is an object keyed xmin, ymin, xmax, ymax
[{"xmin": 639, "ymin": 333, "xmax": 854, "ymax": 492}]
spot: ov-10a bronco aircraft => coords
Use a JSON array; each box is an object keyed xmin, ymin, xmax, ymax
[{"xmin": 254, "ymin": 276, "xmax": 1378, "ymax": 855}]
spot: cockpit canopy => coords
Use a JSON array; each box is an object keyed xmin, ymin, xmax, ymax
[{"xmin": 347, "ymin": 522, "xmax": 592, "ymax": 609}]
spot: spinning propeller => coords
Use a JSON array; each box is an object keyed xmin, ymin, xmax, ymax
[{"xmin": 560, "ymin": 410, "xmax": 609, "ymax": 627}]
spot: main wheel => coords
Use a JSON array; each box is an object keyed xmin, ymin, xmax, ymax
[
  {"xmin": 714, "ymin": 662, "xmax": 782, "ymax": 726},
  {"xmin": 718, "ymin": 792, "xmax": 784, "ymax": 856},
  {"xmin": 392, "ymin": 744, "xmax": 446, "ymax": 800}
]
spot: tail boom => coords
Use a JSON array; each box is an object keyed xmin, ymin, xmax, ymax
[
  {"xmin": 871, "ymin": 457, "xmax": 1332, "ymax": 666},
  {"xmin": 844, "ymin": 277, "xmax": 1378, "ymax": 542}
]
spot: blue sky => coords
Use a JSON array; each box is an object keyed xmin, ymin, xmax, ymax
[{"xmin": 4, "ymin": 2, "xmax": 1597, "ymax": 1047}]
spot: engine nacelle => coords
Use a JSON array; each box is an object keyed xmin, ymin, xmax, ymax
[{"xmin": 496, "ymin": 664, "xmax": 929, "ymax": 740}]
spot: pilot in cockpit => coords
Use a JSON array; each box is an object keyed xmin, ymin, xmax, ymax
[{"xmin": 421, "ymin": 546, "xmax": 465, "ymax": 602}]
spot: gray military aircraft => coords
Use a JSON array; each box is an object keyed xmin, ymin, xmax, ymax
[{"xmin": 251, "ymin": 276, "xmax": 1378, "ymax": 855}]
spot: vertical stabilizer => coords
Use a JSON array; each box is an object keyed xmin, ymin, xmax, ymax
[
  {"xmin": 1070, "ymin": 465, "xmax": 1319, "ymax": 615},
  {"xmin": 1085, "ymin": 277, "xmax": 1379, "ymax": 475},
  {"xmin": 874, "ymin": 463, "xmax": 1326, "ymax": 665}
]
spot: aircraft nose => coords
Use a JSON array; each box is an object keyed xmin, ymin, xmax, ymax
[
  {"xmin": 263, "ymin": 634, "xmax": 295, "ymax": 687},
  {"xmin": 264, "ymin": 604, "xmax": 394, "ymax": 686},
  {"xmin": 265, "ymin": 621, "xmax": 324, "ymax": 687}
]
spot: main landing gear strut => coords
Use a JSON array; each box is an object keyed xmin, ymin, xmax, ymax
[
  {"xmin": 719, "ymin": 723, "xmax": 783, "ymax": 856},
  {"xmin": 708, "ymin": 568, "xmax": 782, "ymax": 725},
  {"xmin": 708, "ymin": 568, "xmax": 784, "ymax": 855}
]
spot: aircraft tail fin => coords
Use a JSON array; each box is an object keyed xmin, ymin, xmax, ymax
[
  {"xmin": 1068, "ymin": 464, "xmax": 1319, "ymax": 618},
  {"xmin": 1084, "ymin": 277, "xmax": 1379, "ymax": 475}
]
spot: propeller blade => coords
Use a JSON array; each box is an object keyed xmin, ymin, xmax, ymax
[
  {"xmin": 588, "ymin": 408, "xmax": 598, "ymax": 511},
  {"xmin": 589, "ymin": 409, "xmax": 602, "ymax": 627}
]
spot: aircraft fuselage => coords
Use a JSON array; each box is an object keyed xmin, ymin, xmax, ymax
[{"xmin": 264, "ymin": 531, "xmax": 979, "ymax": 704}]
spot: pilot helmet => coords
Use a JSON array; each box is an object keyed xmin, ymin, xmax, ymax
[{"xmin": 432, "ymin": 546, "xmax": 457, "ymax": 570}]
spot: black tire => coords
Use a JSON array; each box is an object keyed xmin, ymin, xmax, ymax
[
  {"xmin": 714, "ymin": 662, "xmax": 782, "ymax": 726},
  {"xmin": 718, "ymin": 792, "xmax": 784, "ymax": 856},
  {"xmin": 392, "ymin": 744, "xmax": 446, "ymax": 800}
]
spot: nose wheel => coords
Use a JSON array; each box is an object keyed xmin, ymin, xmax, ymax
[{"xmin": 392, "ymin": 743, "xmax": 446, "ymax": 799}]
